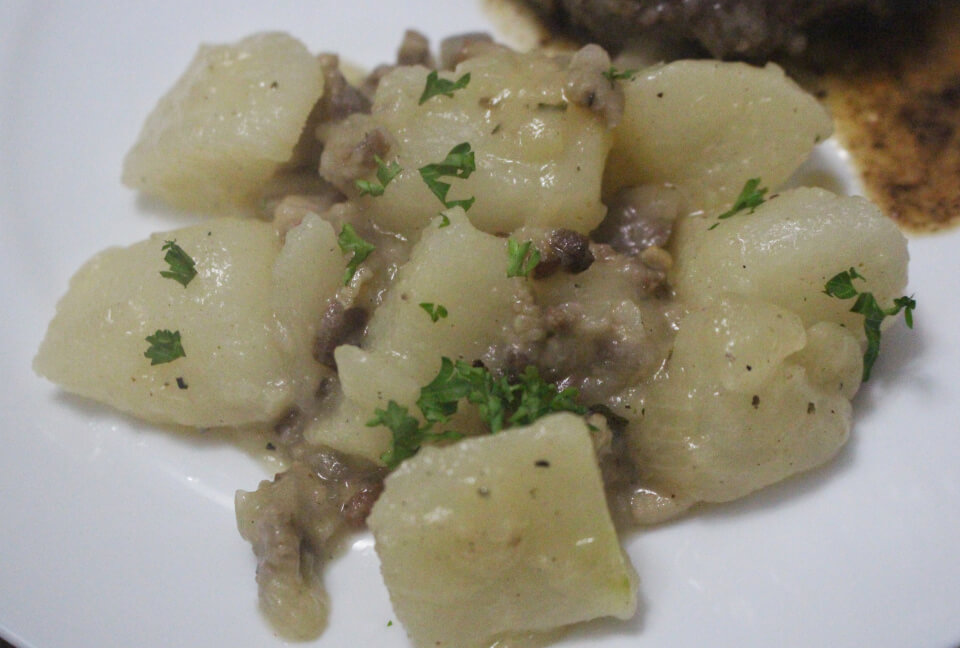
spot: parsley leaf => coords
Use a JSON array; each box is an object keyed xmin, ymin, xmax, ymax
[
  {"xmin": 709, "ymin": 178, "xmax": 768, "ymax": 229},
  {"xmin": 367, "ymin": 400, "xmax": 462, "ymax": 470},
  {"xmin": 823, "ymin": 267, "xmax": 863, "ymax": 299},
  {"xmin": 418, "ymin": 70, "xmax": 471, "ymax": 105},
  {"xmin": 602, "ymin": 66, "xmax": 638, "ymax": 83},
  {"xmin": 418, "ymin": 142, "xmax": 476, "ymax": 211},
  {"xmin": 368, "ymin": 357, "xmax": 589, "ymax": 468},
  {"xmin": 506, "ymin": 238, "xmax": 540, "ymax": 277},
  {"xmin": 417, "ymin": 357, "xmax": 473, "ymax": 423},
  {"xmin": 144, "ymin": 329, "xmax": 186, "ymax": 365},
  {"xmin": 419, "ymin": 302, "xmax": 448, "ymax": 322},
  {"xmin": 823, "ymin": 267, "xmax": 916, "ymax": 381},
  {"xmin": 159, "ymin": 240, "xmax": 197, "ymax": 287},
  {"xmin": 355, "ymin": 155, "xmax": 401, "ymax": 197},
  {"xmin": 509, "ymin": 366, "xmax": 585, "ymax": 428},
  {"xmin": 338, "ymin": 224, "xmax": 375, "ymax": 285},
  {"xmin": 448, "ymin": 360, "xmax": 516, "ymax": 434},
  {"xmin": 537, "ymin": 101, "xmax": 568, "ymax": 112}
]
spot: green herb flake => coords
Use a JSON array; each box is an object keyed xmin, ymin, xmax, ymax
[
  {"xmin": 418, "ymin": 142, "xmax": 477, "ymax": 211},
  {"xmin": 509, "ymin": 366, "xmax": 586, "ymax": 428},
  {"xmin": 338, "ymin": 223, "xmax": 376, "ymax": 285},
  {"xmin": 418, "ymin": 70, "xmax": 471, "ymax": 105},
  {"xmin": 419, "ymin": 302, "xmax": 448, "ymax": 322},
  {"xmin": 369, "ymin": 357, "xmax": 589, "ymax": 468},
  {"xmin": 506, "ymin": 238, "xmax": 540, "ymax": 278},
  {"xmin": 416, "ymin": 357, "xmax": 473, "ymax": 424},
  {"xmin": 356, "ymin": 155, "xmax": 402, "ymax": 197},
  {"xmin": 144, "ymin": 329, "xmax": 186, "ymax": 365},
  {"xmin": 367, "ymin": 400, "xmax": 462, "ymax": 470},
  {"xmin": 536, "ymin": 101, "xmax": 568, "ymax": 112},
  {"xmin": 823, "ymin": 267, "xmax": 863, "ymax": 299},
  {"xmin": 709, "ymin": 177, "xmax": 769, "ymax": 229},
  {"xmin": 438, "ymin": 213, "xmax": 451, "ymax": 228},
  {"xmin": 159, "ymin": 240, "xmax": 197, "ymax": 287},
  {"xmin": 602, "ymin": 66, "xmax": 638, "ymax": 83},
  {"xmin": 823, "ymin": 268, "xmax": 916, "ymax": 381}
]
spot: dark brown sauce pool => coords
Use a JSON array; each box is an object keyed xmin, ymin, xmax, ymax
[
  {"xmin": 489, "ymin": 0, "xmax": 960, "ymax": 233},
  {"xmin": 790, "ymin": 2, "xmax": 960, "ymax": 233}
]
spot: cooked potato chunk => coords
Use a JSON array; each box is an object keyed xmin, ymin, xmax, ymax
[
  {"xmin": 321, "ymin": 47, "xmax": 611, "ymax": 236},
  {"xmin": 307, "ymin": 209, "xmax": 520, "ymax": 461},
  {"xmin": 628, "ymin": 296, "xmax": 855, "ymax": 504},
  {"xmin": 360, "ymin": 208, "xmax": 520, "ymax": 382},
  {"xmin": 671, "ymin": 187, "xmax": 910, "ymax": 330},
  {"xmin": 34, "ymin": 217, "xmax": 340, "ymax": 428},
  {"xmin": 605, "ymin": 61, "xmax": 832, "ymax": 212},
  {"xmin": 122, "ymin": 32, "xmax": 325, "ymax": 213},
  {"xmin": 368, "ymin": 413, "xmax": 638, "ymax": 648},
  {"xmin": 272, "ymin": 213, "xmax": 344, "ymax": 353}
]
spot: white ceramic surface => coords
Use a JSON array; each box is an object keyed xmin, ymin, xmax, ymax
[{"xmin": 2, "ymin": 3, "xmax": 959, "ymax": 647}]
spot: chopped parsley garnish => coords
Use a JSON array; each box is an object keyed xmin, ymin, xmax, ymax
[
  {"xmin": 603, "ymin": 66, "xmax": 638, "ymax": 83},
  {"xmin": 144, "ymin": 329, "xmax": 186, "ymax": 365},
  {"xmin": 506, "ymin": 238, "xmax": 540, "ymax": 277},
  {"xmin": 418, "ymin": 70, "xmax": 471, "ymax": 105},
  {"xmin": 338, "ymin": 224, "xmax": 375, "ymax": 285},
  {"xmin": 368, "ymin": 357, "xmax": 586, "ymax": 468},
  {"xmin": 438, "ymin": 213, "xmax": 451, "ymax": 228},
  {"xmin": 419, "ymin": 302, "xmax": 448, "ymax": 322},
  {"xmin": 159, "ymin": 240, "xmax": 197, "ymax": 287},
  {"xmin": 537, "ymin": 101, "xmax": 568, "ymax": 111},
  {"xmin": 418, "ymin": 142, "xmax": 476, "ymax": 211},
  {"xmin": 709, "ymin": 177, "xmax": 768, "ymax": 229},
  {"xmin": 367, "ymin": 400, "xmax": 463, "ymax": 470},
  {"xmin": 509, "ymin": 366, "xmax": 585, "ymax": 428},
  {"xmin": 823, "ymin": 267, "xmax": 916, "ymax": 381},
  {"xmin": 416, "ymin": 357, "xmax": 475, "ymax": 424},
  {"xmin": 355, "ymin": 155, "xmax": 401, "ymax": 197}
]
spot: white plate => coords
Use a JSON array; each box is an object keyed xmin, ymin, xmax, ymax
[{"xmin": 2, "ymin": 3, "xmax": 959, "ymax": 647}]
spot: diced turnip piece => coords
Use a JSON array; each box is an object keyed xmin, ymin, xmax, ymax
[
  {"xmin": 123, "ymin": 32, "xmax": 325, "ymax": 213},
  {"xmin": 606, "ymin": 61, "xmax": 832, "ymax": 212},
  {"xmin": 368, "ymin": 413, "xmax": 638, "ymax": 648}
]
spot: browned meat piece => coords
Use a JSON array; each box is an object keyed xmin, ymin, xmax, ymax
[
  {"xmin": 438, "ymin": 32, "xmax": 497, "ymax": 69},
  {"xmin": 340, "ymin": 480, "xmax": 385, "ymax": 527},
  {"xmin": 313, "ymin": 301, "xmax": 369, "ymax": 369},
  {"xmin": 533, "ymin": 228, "xmax": 595, "ymax": 278},
  {"xmin": 359, "ymin": 63, "xmax": 394, "ymax": 102},
  {"xmin": 234, "ymin": 463, "xmax": 340, "ymax": 638},
  {"xmin": 523, "ymin": 0, "xmax": 929, "ymax": 58},
  {"xmin": 319, "ymin": 122, "xmax": 396, "ymax": 194},
  {"xmin": 235, "ymin": 448, "xmax": 386, "ymax": 637},
  {"xmin": 397, "ymin": 29, "xmax": 435, "ymax": 67},
  {"xmin": 592, "ymin": 184, "xmax": 681, "ymax": 256},
  {"xmin": 317, "ymin": 54, "xmax": 371, "ymax": 123},
  {"xmin": 361, "ymin": 30, "xmax": 436, "ymax": 99}
]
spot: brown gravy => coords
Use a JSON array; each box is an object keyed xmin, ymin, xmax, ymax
[
  {"xmin": 791, "ymin": 2, "xmax": 960, "ymax": 233},
  {"xmin": 492, "ymin": 0, "xmax": 960, "ymax": 233}
]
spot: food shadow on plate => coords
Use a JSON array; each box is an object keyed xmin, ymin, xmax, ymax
[
  {"xmin": 50, "ymin": 388, "xmax": 278, "ymax": 462},
  {"xmin": 554, "ymin": 600, "xmax": 649, "ymax": 644},
  {"xmin": 133, "ymin": 192, "xmax": 214, "ymax": 229}
]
